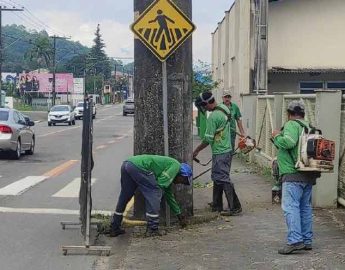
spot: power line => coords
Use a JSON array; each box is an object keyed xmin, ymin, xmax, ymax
[
  {"xmin": 0, "ymin": 5, "xmax": 23, "ymax": 107},
  {"xmin": 0, "ymin": 0, "xmax": 66, "ymax": 37}
]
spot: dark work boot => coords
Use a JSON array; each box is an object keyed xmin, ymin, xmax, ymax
[
  {"xmin": 145, "ymin": 228, "xmax": 167, "ymax": 237},
  {"xmin": 109, "ymin": 213, "xmax": 125, "ymax": 237},
  {"xmin": 278, "ymin": 243, "xmax": 305, "ymax": 255},
  {"xmin": 304, "ymin": 244, "xmax": 312, "ymax": 250},
  {"xmin": 211, "ymin": 182, "xmax": 223, "ymax": 212},
  {"xmin": 109, "ymin": 227, "xmax": 126, "ymax": 237}
]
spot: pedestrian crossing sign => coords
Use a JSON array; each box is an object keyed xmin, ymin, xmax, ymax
[{"xmin": 131, "ymin": 0, "xmax": 196, "ymax": 62}]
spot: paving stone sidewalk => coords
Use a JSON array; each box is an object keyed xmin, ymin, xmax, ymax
[{"xmin": 103, "ymin": 136, "xmax": 345, "ymax": 270}]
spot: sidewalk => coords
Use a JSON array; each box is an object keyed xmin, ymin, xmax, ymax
[{"xmin": 103, "ymin": 136, "xmax": 345, "ymax": 270}]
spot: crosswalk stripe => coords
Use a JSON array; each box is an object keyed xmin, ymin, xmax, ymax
[
  {"xmin": 0, "ymin": 176, "xmax": 48, "ymax": 196},
  {"xmin": 0, "ymin": 207, "xmax": 112, "ymax": 215},
  {"xmin": 52, "ymin": 178, "xmax": 97, "ymax": 198}
]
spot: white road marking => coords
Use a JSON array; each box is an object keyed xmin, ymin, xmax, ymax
[
  {"xmin": 38, "ymin": 126, "xmax": 80, "ymax": 138},
  {"xmin": 0, "ymin": 176, "xmax": 48, "ymax": 196},
  {"xmin": 0, "ymin": 207, "xmax": 111, "ymax": 216},
  {"xmin": 52, "ymin": 178, "xmax": 97, "ymax": 198}
]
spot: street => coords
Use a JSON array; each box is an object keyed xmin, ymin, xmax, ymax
[{"xmin": 0, "ymin": 104, "xmax": 133, "ymax": 270}]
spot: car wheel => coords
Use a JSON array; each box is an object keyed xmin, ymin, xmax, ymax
[
  {"xmin": 53, "ymin": 123, "xmax": 56, "ymax": 126},
  {"xmin": 123, "ymin": 112, "xmax": 127, "ymax": 116},
  {"xmin": 72, "ymin": 120, "xmax": 76, "ymax": 125},
  {"xmin": 68, "ymin": 121, "xmax": 72, "ymax": 126},
  {"xmin": 48, "ymin": 122, "xmax": 52, "ymax": 126},
  {"xmin": 26, "ymin": 137, "xmax": 35, "ymax": 155},
  {"xmin": 12, "ymin": 139, "xmax": 21, "ymax": 160}
]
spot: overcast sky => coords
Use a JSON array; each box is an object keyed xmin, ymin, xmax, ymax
[{"xmin": 1, "ymin": 0, "xmax": 234, "ymax": 63}]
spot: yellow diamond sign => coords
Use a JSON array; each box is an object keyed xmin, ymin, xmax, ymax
[{"xmin": 131, "ymin": 0, "xmax": 196, "ymax": 62}]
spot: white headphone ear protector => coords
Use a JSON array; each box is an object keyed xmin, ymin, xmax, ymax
[{"xmin": 200, "ymin": 92, "xmax": 214, "ymax": 104}]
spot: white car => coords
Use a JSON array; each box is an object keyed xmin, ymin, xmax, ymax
[
  {"xmin": 74, "ymin": 101, "xmax": 96, "ymax": 120},
  {"xmin": 48, "ymin": 105, "xmax": 76, "ymax": 126}
]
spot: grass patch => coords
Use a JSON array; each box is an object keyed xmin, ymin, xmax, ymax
[{"xmin": 14, "ymin": 103, "xmax": 33, "ymax": 111}]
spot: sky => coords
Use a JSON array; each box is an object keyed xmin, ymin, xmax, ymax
[{"xmin": 1, "ymin": 0, "xmax": 234, "ymax": 64}]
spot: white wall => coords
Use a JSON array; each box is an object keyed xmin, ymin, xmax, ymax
[{"xmin": 269, "ymin": 0, "xmax": 345, "ymax": 69}]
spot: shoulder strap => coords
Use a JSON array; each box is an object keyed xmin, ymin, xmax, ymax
[
  {"xmin": 293, "ymin": 119, "xmax": 321, "ymax": 135},
  {"xmin": 214, "ymin": 106, "xmax": 232, "ymax": 122}
]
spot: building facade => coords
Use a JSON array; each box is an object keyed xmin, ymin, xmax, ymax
[{"xmin": 212, "ymin": 0, "xmax": 345, "ymax": 103}]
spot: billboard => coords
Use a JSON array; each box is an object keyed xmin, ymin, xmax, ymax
[
  {"xmin": 73, "ymin": 78, "xmax": 84, "ymax": 94},
  {"xmin": 19, "ymin": 72, "xmax": 74, "ymax": 93}
]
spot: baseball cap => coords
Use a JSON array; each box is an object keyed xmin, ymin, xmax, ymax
[
  {"xmin": 180, "ymin": 163, "xmax": 193, "ymax": 185},
  {"xmin": 287, "ymin": 100, "xmax": 305, "ymax": 114},
  {"xmin": 222, "ymin": 90, "xmax": 232, "ymax": 97}
]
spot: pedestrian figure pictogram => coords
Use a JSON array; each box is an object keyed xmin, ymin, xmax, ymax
[{"xmin": 131, "ymin": 0, "xmax": 195, "ymax": 62}]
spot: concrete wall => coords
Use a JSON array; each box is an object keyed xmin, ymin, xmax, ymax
[
  {"xmin": 269, "ymin": 0, "xmax": 345, "ymax": 69},
  {"xmin": 212, "ymin": 0, "xmax": 345, "ymax": 99},
  {"xmin": 212, "ymin": 1, "xmax": 251, "ymax": 106},
  {"xmin": 268, "ymin": 73, "xmax": 345, "ymax": 94}
]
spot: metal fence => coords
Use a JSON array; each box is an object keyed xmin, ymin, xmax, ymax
[
  {"xmin": 255, "ymin": 94, "xmax": 317, "ymax": 161},
  {"xmin": 339, "ymin": 95, "xmax": 345, "ymax": 202},
  {"xmin": 256, "ymin": 95, "xmax": 275, "ymax": 160},
  {"xmin": 282, "ymin": 94, "xmax": 316, "ymax": 126}
]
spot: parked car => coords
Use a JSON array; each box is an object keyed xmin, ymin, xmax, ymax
[
  {"xmin": 0, "ymin": 108, "xmax": 35, "ymax": 159},
  {"xmin": 48, "ymin": 105, "xmax": 76, "ymax": 126},
  {"xmin": 123, "ymin": 99, "xmax": 135, "ymax": 116},
  {"xmin": 74, "ymin": 101, "xmax": 96, "ymax": 120}
]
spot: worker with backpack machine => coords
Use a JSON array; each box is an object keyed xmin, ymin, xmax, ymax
[
  {"xmin": 271, "ymin": 100, "xmax": 335, "ymax": 255},
  {"xmin": 193, "ymin": 91, "xmax": 242, "ymax": 216}
]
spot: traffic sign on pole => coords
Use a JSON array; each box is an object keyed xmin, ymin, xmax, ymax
[{"xmin": 131, "ymin": 0, "xmax": 195, "ymax": 62}]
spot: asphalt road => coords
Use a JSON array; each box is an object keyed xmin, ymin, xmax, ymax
[{"xmin": 0, "ymin": 104, "xmax": 134, "ymax": 270}]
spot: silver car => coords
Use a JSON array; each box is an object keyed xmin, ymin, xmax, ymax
[
  {"xmin": 0, "ymin": 108, "xmax": 35, "ymax": 159},
  {"xmin": 123, "ymin": 99, "xmax": 135, "ymax": 116},
  {"xmin": 48, "ymin": 105, "xmax": 76, "ymax": 126}
]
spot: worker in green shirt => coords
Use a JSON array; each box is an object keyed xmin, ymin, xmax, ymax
[
  {"xmin": 109, "ymin": 155, "xmax": 193, "ymax": 237},
  {"xmin": 193, "ymin": 91, "xmax": 242, "ymax": 216},
  {"xmin": 222, "ymin": 90, "xmax": 246, "ymax": 151}
]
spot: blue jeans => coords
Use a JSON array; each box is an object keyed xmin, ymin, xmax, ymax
[
  {"xmin": 112, "ymin": 161, "xmax": 162, "ymax": 230},
  {"xmin": 282, "ymin": 182, "xmax": 313, "ymax": 245}
]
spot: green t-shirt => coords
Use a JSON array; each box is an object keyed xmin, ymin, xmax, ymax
[
  {"xmin": 126, "ymin": 155, "xmax": 181, "ymax": 215},
  {"xmin": 273, "ymin": 120, "xmax": 309, "ymax": 176},
  {"xmin": 202, "ymin": 103, "xmax": 232, "ymax": 154},
  {"xmin": 230, "ymin": 102, "xmax": 242, "ymax": 136}
]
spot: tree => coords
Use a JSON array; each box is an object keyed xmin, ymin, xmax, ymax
[
  {"xmin": 24, "ymin": 35, "xmax": 53, "ymax": 70},
  {"xmin": 89, "ymin": 24, "xmax": 111, "ymax": 79},
  {"xmin": 193, "ymin": 60, "xmax": 218, "ymax": 99}
]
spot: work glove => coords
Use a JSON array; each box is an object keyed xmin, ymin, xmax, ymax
[{"xmin": 177, "ymin": 214, "xmax": 187, "ymax": 228}]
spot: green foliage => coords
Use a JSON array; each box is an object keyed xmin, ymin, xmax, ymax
[
  {"xmin": 24, "ymin": 35, "xmax": 53, "ymax": 70},
  {"xmin": 85, "ymin": 74, "xmax": 104, "ymax": 95},
  {"xmin": 193, "ymin": 60, "xmax": 218, "ymax": 99},
  {"xmin": 88, "ymin": 24, "xmax": 111, "ymax": 79},
  {"xmin": 2, "ymin": 24, "xmax": 89, "ymax": 73}
]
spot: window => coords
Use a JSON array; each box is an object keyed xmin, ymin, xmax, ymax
[
  {"xmin": 0, "ymin": 111, "xmax": 9, "ymax": 121},
  {"xmin": 300, "ymin": 82, "xmax": 324, "ymax": 94},
  {"xmin": 326, "ymin": 82, "xmax": 345, "ymax": 90}
]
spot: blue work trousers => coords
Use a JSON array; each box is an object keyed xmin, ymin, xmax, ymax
[
  {"xmin": 111, "ymin": 161, "xmax": 162, "ymax": 230},
  {"xmin": 282, "ymin": 182, "xmax": 313, "ymax": 245}
]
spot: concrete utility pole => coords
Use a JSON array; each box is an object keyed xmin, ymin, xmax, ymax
[
  {"xmin": 0, "ymin": 6, "xmax": 23, "ymax": 107},
  {"xmin": 133, "ymin": 0, "xmax": 193, "ymax": 218},
  {"xmin": 254, "ymin": 0, "xmax": 268, "ymax": 94},
  {"xmin": 50, "ymin": 35, "xmax": 70, "ymax": 106}
]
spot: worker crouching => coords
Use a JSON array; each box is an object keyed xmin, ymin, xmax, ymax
[{"xmin": 109, "ymin": 155, "xmax": 193, "ymax": 237}]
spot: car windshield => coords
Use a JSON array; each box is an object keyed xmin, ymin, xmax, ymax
[
  {"xmin": 51, "ymin": 106, "xmax": 69, "ymax": 112},
  {"xmin": 0, "ymin": 111, "xmax": 9, "ymax": 121},
  {"xmin": 77, "ymin": 103, "xmax": 84, "ymax": 108}
]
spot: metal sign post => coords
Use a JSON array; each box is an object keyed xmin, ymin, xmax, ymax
[{"xmin": 162, "ymin": 61, "xmax": 170, "ymax": 226}]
